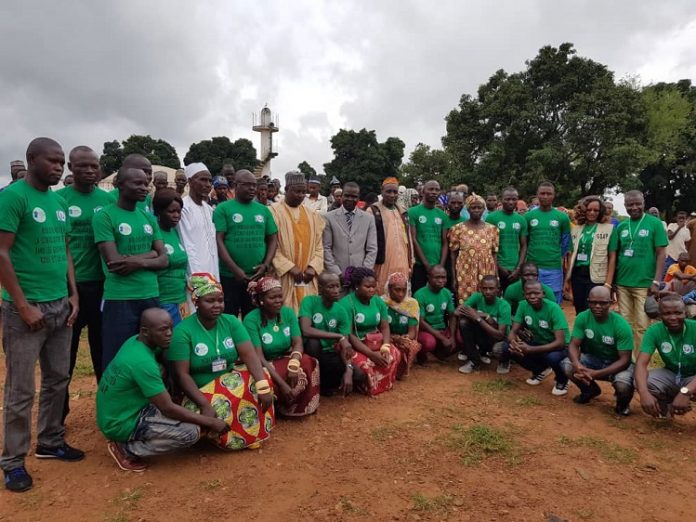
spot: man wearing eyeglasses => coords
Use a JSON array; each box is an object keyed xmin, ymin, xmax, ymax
[{"xmin": 561, "ymin": 286, "xmax": 634, "ymax": 415}]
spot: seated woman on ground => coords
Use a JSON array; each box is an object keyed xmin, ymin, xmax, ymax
[
  {"xmin": 382, "ymin": 271, "xmax": 421, "ymax": 378},
  {"xmin": 413, "ymin": 265, "xmax": 459, "ymax": 363},
  {"xmin": 299, "ymin": 273, "xmax": 357, "ymax": 396},
  {"xmin": 168, "ymin": 273, "xmax": 274, "ymax": 450},
  {"xmin": 244, "ymin": 277, "xmax": 320, "ymax": 416},
  {"xmin": 339, "ymin": 267, "xmax": 402, "ymax": 396}
]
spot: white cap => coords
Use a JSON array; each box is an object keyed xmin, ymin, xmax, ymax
[{"xmin": 184, "ymin": 162, "xmax": 209, "ymax": 179}]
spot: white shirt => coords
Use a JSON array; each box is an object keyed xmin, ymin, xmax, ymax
[
  {"xmin": 303, "ymin": 194, "xmax": 328, "ymax": 214},
  {"xmin": 666, "ymin": 222, "xmax": 691, "ymax": 260},
  {"xmin": 178, "ymin": 196, "xmax": 219, "ymax": 280}
]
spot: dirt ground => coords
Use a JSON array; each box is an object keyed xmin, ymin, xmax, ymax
[{"xmin": 2, "ymin": 305, "xmax": 696, "ymax": 522}]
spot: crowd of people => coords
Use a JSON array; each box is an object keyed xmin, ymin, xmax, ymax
[{"xmin": 2, "ymin": 137, "xmax": 696, "ymax": 493}]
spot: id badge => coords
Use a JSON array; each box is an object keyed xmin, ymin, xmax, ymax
[
  {"xmin": 576, "ymin": 253, "xmax": 588, "ymax": 262},
  {"xmin": 211, "ymin": 357, "xmax": 227, "ymax": 373},
  {"xmin": 623, "ymin": 249, "xmax": 634, "ymax": 257}
]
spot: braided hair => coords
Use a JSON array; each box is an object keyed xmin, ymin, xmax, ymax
[{"xmin": 343, "ymin": 266, "xmax": 376, "ymax": 291}]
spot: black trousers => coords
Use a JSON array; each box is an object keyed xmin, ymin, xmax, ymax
[
  {"xmin": 221, "ymin": 276, "xmax": 254, "ymax": 318},
  {"xmin": 305, "ymin": 339, "xmax": 345, "ymax": 394},
  {"xmin": 459, "ymin": 319, "xmax": 495, "ymax": 366},
  {"xmin": 411, "ymin": 263, "xmax": 429, "ymax": 293},
  {"xmin": 570, "ymin": 266, "xmax": 601, "ymax": 315}
]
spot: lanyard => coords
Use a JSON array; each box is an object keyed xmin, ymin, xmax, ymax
[
  {"xmin": 667, "ymin": 324, "xmax": 686, "ymax": 380},
  {"xmin": 579, "ymin": 223, "xmax": 597, "ymax": 250},
  {"xmin": 626, "ymin": 214, "xmax": 646, "ymax": 248},
  {"xmin": 196, "ymin": 317, "xmax": 220, "ymax": 356}
]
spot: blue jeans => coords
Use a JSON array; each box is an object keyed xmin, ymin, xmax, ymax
[
  {"xmin": 161, "ymin": 303, "xmax": 183, "ymax": 326},
  {"xmin": 538, "ymin": 268, "xmax": 564, "ymax": 304},
  {"xmin": 502, "ymin": 342, "xmax": 568, "ymax": 385},
  {"xmin": 122, "ymin": 404, "xmax": 200, "ymax": 458},
  {"xmin": 560, "ymin": 354, "xmax": 634, "ymax": 399},
  {"xmin": 101, "ymin": 298, "xmax": 159, "ymax": 372}
]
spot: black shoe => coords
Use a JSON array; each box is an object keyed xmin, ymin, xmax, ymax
[
  {"xmin": 4, "ymin": 466, "xmax": 33, "ymax": 492},
  {"xmin": 614, "ymin": 395, "xmax": 632, "ymax": 416},
  {"xmin": 35, "ymin": 443, "xmax": 85, "ymax": 462},
  {"xmin": 572, "ymin": 381, "xmax": 602, "ymax": 404}
]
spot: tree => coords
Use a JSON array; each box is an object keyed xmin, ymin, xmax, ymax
[
  {"xmin": 184, "ymin": 137, "xmax": 258, "ymax": 175},
  {"xmin": 99, "ymin": 135, "xmax": 180, "ymax": 175},
  {"xmin": 323, "ymin": 129, "xmax": 405, "ymax": 195},
  {"xmin": 297, "ymin": 161, "xmax": 317, "ymax": 179},
  {"xmin": 400, "ymin": 143, "xmax": 453, "ymax": 187},
  {"xmin": 443, "ymin": 43, "xmax": 647, "ymax": 204}
]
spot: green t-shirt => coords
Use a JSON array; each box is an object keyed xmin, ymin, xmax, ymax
[
  {"xmin": 385, "ymin": 306, "xmax": 418, "ymax": 336},
  {"xmin": 465, "ymin": 292, "xmax": 512, "ymax": 331},
  {"xmin": 243, "ymin": 306, "xmax": 301, "ymax": 359},
  {"xmin": 158, "ymin": 228, "xmax": 188, "ymax": 304},
  {"xmin": 414, "ymin": 285, "xmax": 455, "ymax": 331},
  {"xmin": 486, "ymin": 210, "xmax": 528, "ymax": 270},
  {"xmin": 298, "ymin": 295, "xmax": 351, "ymax": 351},
  {"xmin": 408, "ymin": 204, "xmax": 448, "ymax": 266},
  {"xmin": 339, "ymin": 294, "xmax": 389, "ymax": 339},
  {"xmin": 57, "ymin": 186, "xmax": 114, "ymax": 283},
  {"xmin": 613, "ymin": 213, "xmax": 669, "ymax": 288},
  {"xmin": 92, "ymin": 204, "xmax": 162, "ymax": 300},
  {"xmin": 640, "ymin": 320, "xmax": 696, "ymax": 377},
  {"xmin": 444, "ymin": 214, "xmax": 465, "ymax": 231},
  {"xmin": 513, "ymin": 299, "xmax": 570, "ymax": 345},
  {"xmin": 169, "ymin": 314, "xmax": 250, "ymax": 388},
  {"xmin": 213, "ymin": 199, "xmax": 278, "ymax": 277},
  {"xmin": 96, "ymin": 336, "xmax": 166, "ymax": 442},
  {"xmin": 503, "ymin": 279, "xmax": 556, "ymax": 314},
  {"xmin": 0, "ymin": 180, "xmax": 68, "ymax": 302},
  {"xmin": 525, "ymin": 208, "xmax": 572, "ymax": 269},
  {"xmin": 108, "ymin": 189, "xmax": 153, "ymax": 213},
  {"xmin": 571, "ymin": 310, "xmax": 634, "ymax": 361}
]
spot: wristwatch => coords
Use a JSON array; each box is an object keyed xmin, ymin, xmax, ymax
[
  {"xmin": 680, "ymin": 386, "xmax": 691, "ymax": 396},
  {"xmin": 345, "ymin": 363, "xmax": 354, "ymax": 371}
]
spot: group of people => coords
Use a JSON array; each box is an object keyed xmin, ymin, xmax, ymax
[{"xmin": 1, "ymin": 137, "xmax": 696, "ymax": 494}]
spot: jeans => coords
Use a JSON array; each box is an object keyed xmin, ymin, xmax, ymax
[
  {"xmin": 560, "ymin": 354, "xmax": 634, "ymax": 400},
  {"xmin": 64, "ymin": 280, "xmax": 104, "ymax": 422},
  {"xmin": 1, "ymin": 298, "xmax": 71, "ymax": 471},
  {"xmin": 538, "ymin": 268, "xmax": 563, "ymax": 304},
  {"xmin": 459, "ymin": 319, "xmax": 497, "ymax": 366},
  {"xmin": 411, "ymin": 264, "xmax": 428, "ymax": 294},
  {"xmin": 645, "ymin": 368, "xmax": 696, "ymax": 414},
  {"xmin": 616, "ymin": 286, "xmax": 649, "ymax": 356},
  {"xmin": 122, "ymin": 404, "xmax": 200, "ymax": 458},
  {"xmin": 502, "ymin": 342, "xmax": 568, "ymax": 385},
  {"xmin": 570, "ymin": 266, "xmax": 601, "ymax": 315},
  {"xmin": 221, "ymin": 276, "xmax": 254, "ymax": 318},
  {"xmin": 161, "ymin": 303, "xmax": 183, "ymax": 326},
  {"xmin": 101, "ymin": 298, "xmax": 160, "ymax": 372}
]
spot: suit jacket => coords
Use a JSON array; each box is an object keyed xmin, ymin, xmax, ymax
[{"xmin": 323, "ymin": 206, "xmax": 378, "ymax": 275}]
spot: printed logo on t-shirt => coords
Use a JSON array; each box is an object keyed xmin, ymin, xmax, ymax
[
  {"xmin": 525, "ymin": 316, "xmax": 533, "ymax": 325},
  {"xmin": 94, "ymin": 206, "xmax": 104, "ymax": 213},
  {"xmin": 440, "ymin": 302, "xmax": 447, "ymax": 310},
  {"xmin": 118, "ymin": 223, "xmax": 132, "ymax": 235},
  {"xmin": 387, "ymin": 315, "xmax": 393, "ymax": 323},
  {"xmin": 232, "ymin": 213, "xmax": 243, "ymax": 223},
  {"xmin": 223, "ymin": 337, "xmax": 235, "ymax": 349},
  {"xmin": 68, "ymin": 206, "xmax": 82, "ymax": 218},
  {"xmin": 261, "ymin": 333, "xmax": 273, "ymax": 344},
  {"xmin": 56, "ymin": 210, "xmax": 66, "ymax": 222},
  {"xmin": 165, "ymin": 244, "xmax": 174, "ymax": 255},
  {"xmin": 399, "ymin": 316, "xmax": 408, "ymax": 325},
  {"xmin": 497, "ymin": 221, "xmax": 506, "ymax": 230},
  {"xmin": 194, "ymin": 342, "xmax": 208, "ymax": 356},
  {"xmin": 550, "ymin": 220, "xmax": 559, "ymax": 227},
  {"xmin": 32, "ymin": 207, "xmax": 46, "ymax": 223},
  {"xmin": 255, "ymin": 214, "xmax": 264, "ymax": 223},
  {"xmin": 660, "ymin": 342, "xmax": 672, "ymax": 354},
  {"xmin": 426, "ymin": 304, "xmax": 435, "ymax": 313},
  {"xmin": 355, "ymin": 313, "xmax": 365, "ymax": 324},
  {"xmin": 283, "ymin": 326, "xmax": 291, "ymax": 336},
  {"xmin": 434, "ymin": 217, "xmax": 442, "ymax": 225},
  {"xmin": 638, "ymin": 229, "xmax": 649, "ymax": 237},
  {"xmin": 143, "ymin": 224, "xmax": 153, "ymax": 235},
  {"xmin": 585, "ymin": 329, "xmax": 595, "ymax": 339},
  {"xmin": 602, "ymin": 336, "xmax": 614, "ymax": 345},
  {"xmin": 376, "ymin": 312, "xmax": 381, "ymax": 322},
  {"xmin": 539, "ymin": 320, "xmax": 549, "ymax": 329},
  {"xmin": 312, "ymin": 313, "xmax": 323, "ymax": 324},
  {"xmin": 512, "ymin": 222, "xmax": 521, "ymax": 231},
  {"xmin": 328, "ymin": 318, "xmax": 337, "ymax": 328},
  {"xmin": 417, "ymin": 215, "xmax": 426, "ymax": 224},
  {"xmin": 530, "ymin": 219, "xmax": 539, "ymax": 227},
  {"xmin": 620, "ymin": 229, "xmax": 629, "ymax": 238},
  {"xmin": 684, "ymin": 344, "xmax": 694, "ymax": 354}
]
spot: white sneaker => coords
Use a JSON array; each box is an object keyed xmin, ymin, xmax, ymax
[
  {"xmin": 551, "ymin": 382, "xmax": 569, "ymax": 396},
  {"xmin": 496, "ymin": 361, "xmax": 510, "ymax": 374},
  {"xmin": 457, "ymin": 353, "xmax": 468, "ymax": 362},
  {"xmin": 525, "ymin": 368, "xmax": 552, "ymax": 386},
  {"xmin": 458, "ymin": 361, "xmax": 478, "ymax": 374},
  {"xmin": 480, "ymin": 355, "xmax": 492, "ymax": 365}
]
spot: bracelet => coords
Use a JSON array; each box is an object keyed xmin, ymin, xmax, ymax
[
  {"xmin": 255, "ymin": 379, "xmax": 271, "ymax": 394},
  {"xmin": 380, "ymin": 343, "xmax": 391, "ymax": 351},
  {"xmin": 338, "ymin": 336, "xmax": 346, "ymax": 343},
  {"xmin": 287, "ymin": 366, "xmax": 299, "ymax": 374},
  {"xmin": 287, "ymin": 359, "xmax": 301, "ymax": 371},
  {"xmin": 603, "ymin": 283, "xmax": 612, "ymax": 288},
  {"xmin": 290, "ymin": 350, "xmax": 303, "ymax": 360}
]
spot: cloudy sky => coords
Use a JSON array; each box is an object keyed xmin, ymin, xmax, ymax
[{"xmin": 1, "ymin": 0, "xmax": 695, "ymax": 195}]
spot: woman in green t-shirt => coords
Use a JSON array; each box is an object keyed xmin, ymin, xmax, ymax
[
  {"xmin": 153, "ymin": 189, "xmax": 189, "ymax": 325},
  {"xmin": 244, "ymin": 277, "xmax": 319, "ymax": 417},
  {"xmin": 339, "ymin": 267, "xmax": 402, "ymax": 396},
  {"xmin": 169, "ymin": 273, "xmax": 274, "ymax": 450},
  {"xmin": 382, "ymin": 271, "xmax": 421, "ymax": 379}
]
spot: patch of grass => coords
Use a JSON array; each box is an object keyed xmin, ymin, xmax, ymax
[
  {"xmin": 201, "ymin": 479, "xmax": 222, "ymax": 490},
  {"xmin": 559, "ymin": 435, "xmax": 637, "ymax": 464},
  {"xmin": 339, "ymin": 496, "xmax": 367, "ymax": 515},
  {"xmin": 515, "ymin": 396, "xmax": 542, "ymax": 407},
  {"xmin": 371, "ymin": 425, "xmax": 397, "ymax": 442},
  {"xmin": 410, "ymin": 492, "xmax": 458, "ymax": 513},
  {"xmin": 471, "ymin": 378, "xmax": 516, "ymax": 394},
  {"xmin": 117, "ymin": 487, "xmax": 144, "ymax": 505},
  {"xmin": 73, "ymin": 342, "xmax": 96, "ymax": 378},
  {"xmin": 444, "ymin": 423, "xmax": 517, "ymax": 466}
]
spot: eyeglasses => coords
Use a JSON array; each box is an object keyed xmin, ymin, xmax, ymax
[{"xmin": 587, "ymin": 300, "xmax": 611, "ymax": 306}]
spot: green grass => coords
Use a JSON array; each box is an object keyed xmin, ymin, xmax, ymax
[
  {"xmin": 73, "ymin": 336, "xmax": 96, "ymax": 377},
  {"xmin": 201, "ymin": 479, "xmax": 222, "ymax": 490},
  {"xmin": 471, "ymin": 378, "xmax": 516, "ymax": 394},
  {"xmin": 559, "ymin": 435, "xmax": 637, "ymax": 464},
  {"xmin": 410, "ymin": 492, "xmax": 459, "ymax": 513},
  {"xmin": 371, "ymin": 425, "xmax": 398, "ymax": 442},
  {"xmin": 339, "ymin": 496, "xmax": 367, "ymax": 515},
  {"xmin": 444, "ymin": 423, "xmax": 518, "ymax": 466},
  {"xmin": 515, "ymin": 396, "xmax": 542, "ymax": 407}
]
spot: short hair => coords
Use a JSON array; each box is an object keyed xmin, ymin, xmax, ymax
[
  {"xmin": 486, "ymin": 193, "xmax": 498, "ymax": 198},
  {"xmin": 344, "ymin": 266, "xmax": 376, "ymax": 290},
  {"xmin": 677, "ymin": 211, "xmax": 688, "ymax": 217},
  {"xmin": 538, "ymin": 181, "xmax": 555, "ymax": 191},
  {"xmin": 153, "ymin": 188, "xmax": 184, "ymax": 216},
  {"xmin": 343, "ymin": 181, "xmax": 360, "ymax": 192},
  {"xmin": 428, "ymin": 264, "xmax": 447, "ymax": 275},
  {"xmin": 660, "ymin": 293, "xmax": 685, "ymax": 308},
  {"xmin": 520, "ymin": 262, "xmax": 539, "ymax": 273},
  {"xmin": 523, "ymin": 279, "xmax": 542, "ymax": 291},
  {"xmin": 624, "ymin": 190, "xmax": 643, "ymax": 200},
  {"xmin": 448, "ymin": 191, "xmax": 465, "ymax": 200},
  {"xmin": 68, "ymin": 145, "xmax": 94, "ymax": 162},
  {"xmin": 480, "ymin": 275, "xmax": 499, "ymax": 287}
]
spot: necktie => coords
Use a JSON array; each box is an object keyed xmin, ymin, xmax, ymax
[{"xmin": 346, "ymin": 210, "xmax": 354, "ymax": 232}]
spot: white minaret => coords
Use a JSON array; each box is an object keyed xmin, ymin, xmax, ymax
[{"xmin": 252, "ymin": 105, "xmax": 279, "ymax": 178}]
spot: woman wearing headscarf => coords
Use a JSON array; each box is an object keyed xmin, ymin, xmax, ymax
[
  {"xmin": 243, "ymin": 276, "xmax": 320, "ymax": 417},
  {"xmin": 382, "ymin": 272, "xmax": 421, "ymax": 378},
  {"xmin": 168, "ymin": 273, "xmax": 274, "ymax": 450},
  {"xmin": 448, "ymin": 193, "xmax": 499, "ymax": 304}
]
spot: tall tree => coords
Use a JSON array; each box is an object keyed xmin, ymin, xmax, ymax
[
  {"xmin": 99, "ymin": 140, "xmax": 123, "ymax": 176},
  {"xmin": 297, "ymin": 161, "xmax": 317, "ymax": 179},
  {"xmin": 184, "ymin": 136, "xmax": 258, "ymax": 175},
  {"xmin": 323, "ymin": 129, "xmax": 405, "ymax": 195},
  {"xmin": 401, "ymin": 143, "xmax": 453, "ymax": 187},
  {"xmin": 99, "ymin": 135, "xmax": 180, "ymax": 175}
]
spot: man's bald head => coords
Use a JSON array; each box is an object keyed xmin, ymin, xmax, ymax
[
  {"xmin": 122, "ymin": 154, "xmax": 152, "ymax": 179},
  {"xmin": 588, "ymin": 285, "xmax": 611, "ymax": 302},
  {"xmin": 139, "ymin": 308, "xmax": 174, "ymax": 349},
  {"xmin": 26, "ymin": 137, "xmax": 62, "ymax": 162},
  {"xmin": 141, "ymin": 307, "xmax": 171, "ymax": 328},
  {"xmin": 318, "ymin": 272, "xmax": 340, "ymax": 287},
  {"xmin": 25, "ymin": 137, "xmax": 65, "ymax": 186},
  {"xmin": 235, "ymin": 169, "xmax": 255, "ymax": 183},
  {"xmin": 69, "ymin": 145, "xmax": 95, "ymax": 163}
]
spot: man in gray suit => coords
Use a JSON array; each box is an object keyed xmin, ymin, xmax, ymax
[{"xmin": 323, "ymin": 182, "xmax": 378, "ymax": 276}]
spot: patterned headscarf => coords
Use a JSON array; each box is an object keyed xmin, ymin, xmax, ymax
[
  {"xmin": 247, "ymin": 276, "xmax": 282, "ymax": 305},
  {"xmin": 188, "ymin": 273, "xmax": 222, "ymax": 304},
  {"xmin": 382, "ymin": 272, "xmax": 420, "ymax": 321},
  {"xmin": 465, "ymin": 193, "xmax": 486, "ymax": 208},
  {"xmin": 382, "ymin": 177, "xmax": 399, "ymax": 187}
]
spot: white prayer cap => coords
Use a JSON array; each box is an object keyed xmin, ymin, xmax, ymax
[{"xmin": 184, "ymin": 162, "xmax": 209, "ymax": 179}]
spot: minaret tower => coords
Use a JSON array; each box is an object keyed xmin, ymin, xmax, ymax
[{"xmin": 252, "ymin": 105, "xmax": 279, "ymax": 178}]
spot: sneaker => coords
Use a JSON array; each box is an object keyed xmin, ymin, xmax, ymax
[
  {"xmin": 458, "ymin": 361, "xmax": 478, "ymax": 374},
  {"xmin": 480, "ymin": 355, "xmax": 492, "ymax": 365},
  {"xmin": 525, "ymin": 368, "xmax": 552, "ymax": 386},
  {"xmin": 496, "ymin": 361, "xmax": 511, "ymax": 374},
  {"xmin": 35, "ymin": 442, "xmax": 85, "ymax": 461},
  {"xmin": 552, "ymin": 382, "xmax": 569, "ymax": 396},
  {"xmin": 614, "ymin": 394, "xmax": 632, "ymax": 416},
  {"xmin": 4, "ymin": 466, "xmax": 32, "ymax": 492},
  {"xmin": 614, "ymin": 405, "xmax": 631, "ymax": 416},
  {"xmin": 107, "ymin": 441, "xmax": 147, "ymax": 473},
  {"xmin": 573, "ymin": 381, "xmax": 602, "ymax": 404},
  {"xmin": 457, "ymin": 353, "xmax": 468, "ymax": 362}
]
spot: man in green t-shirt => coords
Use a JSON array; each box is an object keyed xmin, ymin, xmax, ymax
[
  {"xmin": 503, "ymin": 262, "xmax": 556, "ymax": 314},
  {"xmin": 98, "ymin": 308, "xmax": 229, "ymax": 472},
  {"xmin": 299, "ymin": 273, "xmax": 354, "ymax": 395},
  {"xmin": 456, "ymin": 275, "xmax": 511, "ymax": 374},
  {"xmin": 408, "ymin": 180, "xmax": 448, "ymax": 292},
  {"xmin": 214, "ymin": 169, "xmax": 278, "ymax": 317},
  {"xmin": 612, "ymin": 190, "xmax": 668, "ymax": 352},
  {"xmin": 524, "ymin": 182, "xmax": 572, "ymax": 303},
  {"xmin": 57, "ymin": 145, "xmax": 115, "ymax": 422},
  {"xmin": 93, "ymin": 167, "xmax": 168, "ymax": 373},
  {"xmin": 636, "ymin": 295, "xmax": 696, "ymax": 418},
  {"xmin": 414, "ymin": 265, "xmax": 457, "ymax": 362},
  {"xmin": 560, "ymin": 286, "xmax": 634, "ymax": 414},
  {"xmin": 507, "ymin": 281, "xmax": 570, "ymax": 396},
  {"xmin": 0, "ymin": 138, "xmax": 83, "ymax": 493},
  {"xmin": 486, "ymin": 187, "xmax": 528, "ymax": 292}
]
